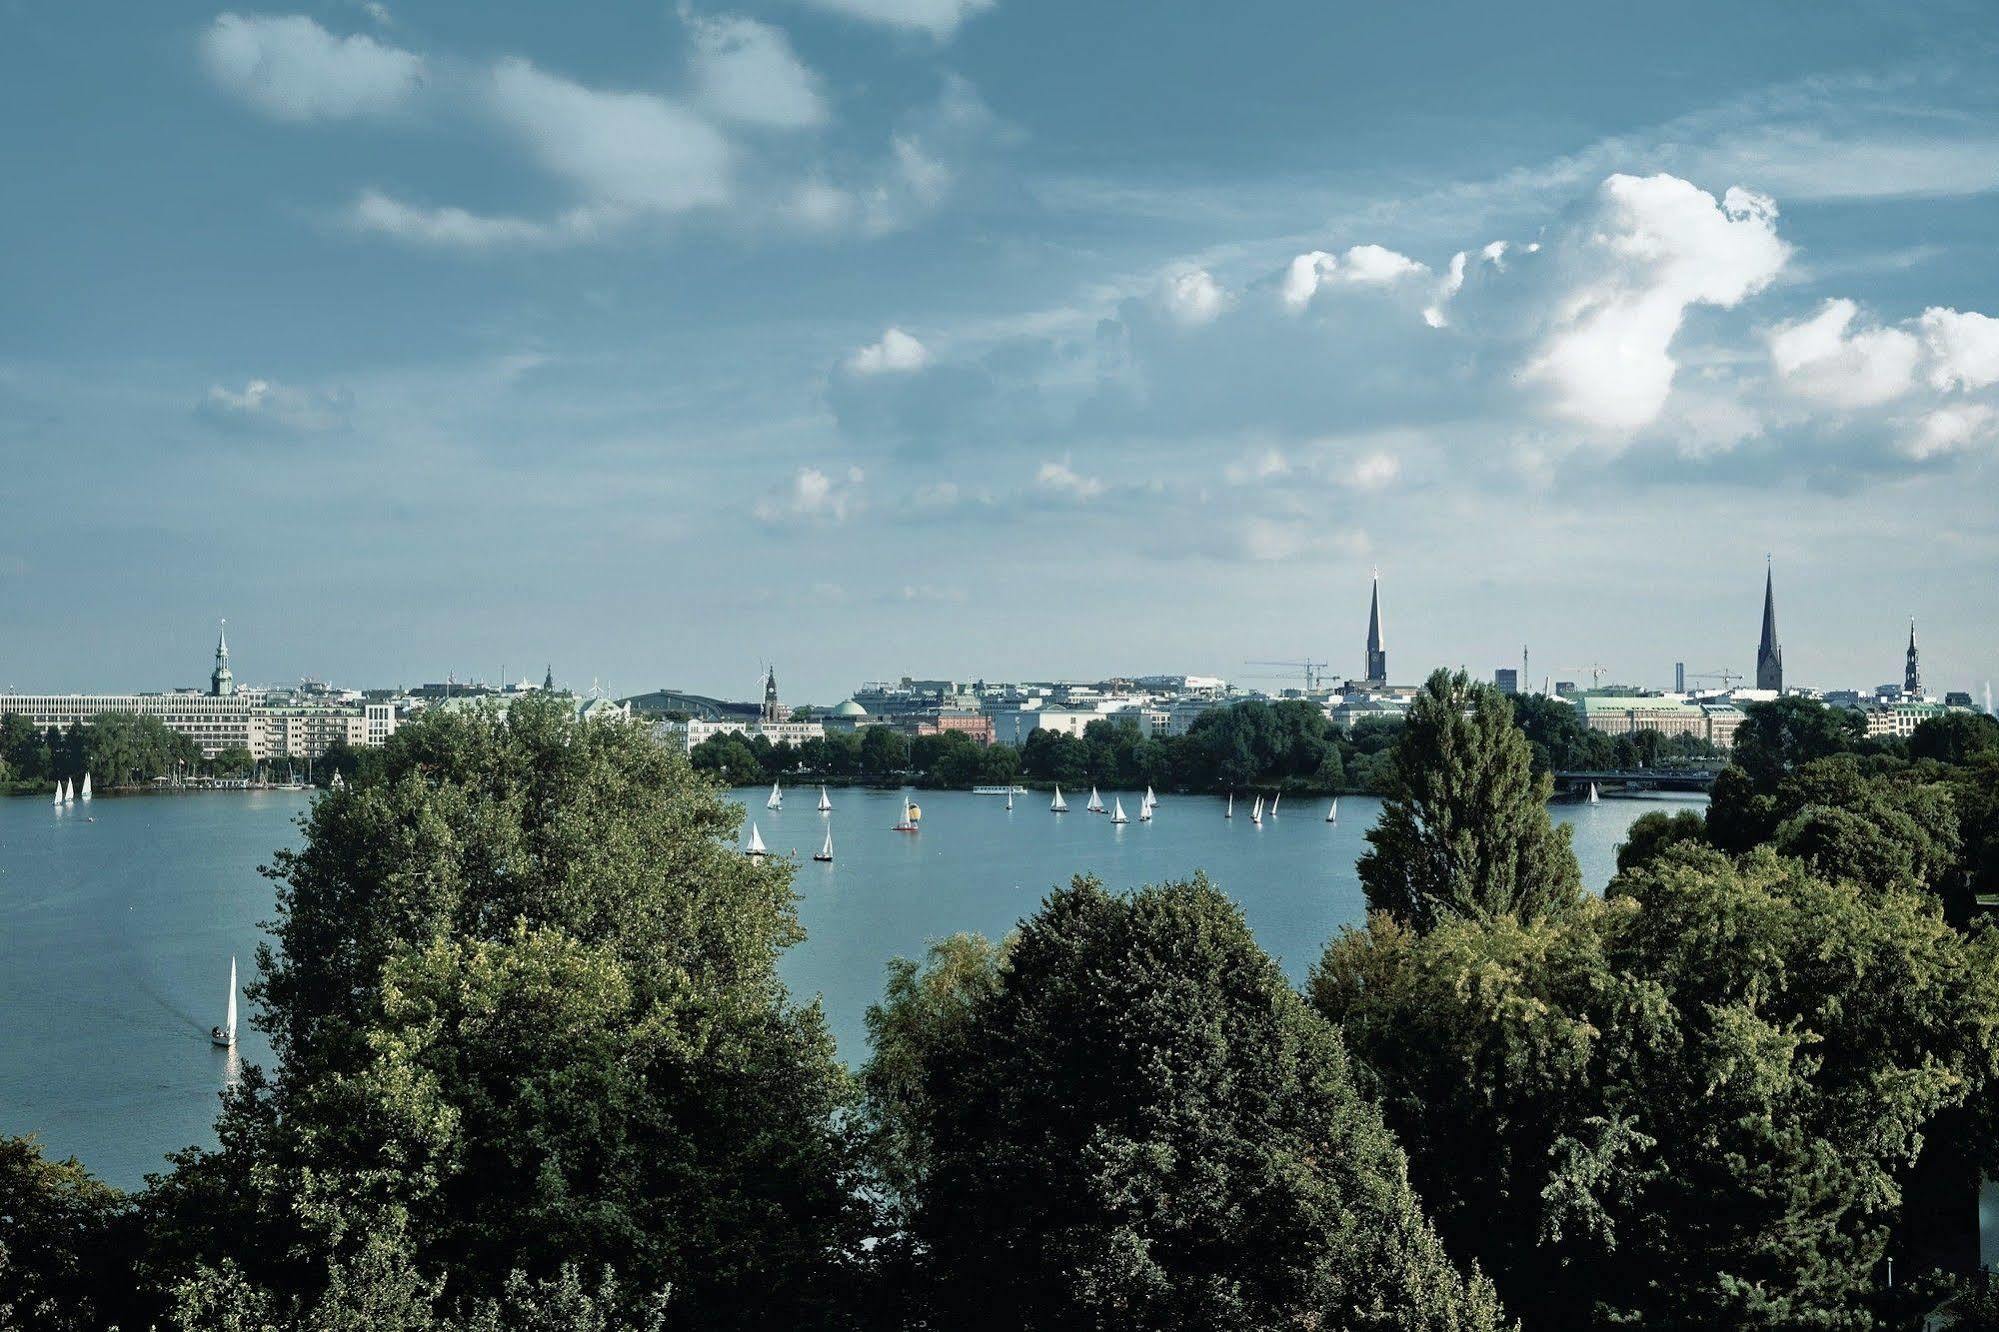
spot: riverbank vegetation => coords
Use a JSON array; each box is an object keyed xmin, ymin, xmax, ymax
[{"xmin": 5, "ymin": 683, "xmax": 1999, "ymax": 1330}]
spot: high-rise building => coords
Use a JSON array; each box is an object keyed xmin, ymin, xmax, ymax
[
  {"xmin": 1674, "ymin": 661, "xmax": 1686, "ymax": 693},
  {"xmin": 1364, "ymin": 571, "xmax": 1387, "ymax": 685},
  {"xmin": 1755, "ymin": 561, "xmax": 1783, "ymax": 693},
  {"xmin": 1905, "ymin": 620, "xmax": 1923, "ymax": 699},
  {"xmin": 1494, "ymin": 668, "xmax": 1519, "ymax": 695},
  {"xmin": 211, "ymin": 620, "xmax": 234, "ymax": 698}
]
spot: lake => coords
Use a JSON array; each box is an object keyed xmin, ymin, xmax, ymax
[{"xmin": 0, "ymin": 785, "xmax": 1701, "ymax": 1188}]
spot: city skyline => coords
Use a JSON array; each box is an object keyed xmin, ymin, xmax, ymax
[{"xmin": 4, "ymin": 3, "xmax": 1998, "ymax": 700}]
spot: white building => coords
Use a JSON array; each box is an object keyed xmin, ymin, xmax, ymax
[{"xmin": 679, "ymin": 668, "xmax": 824, "ymax": 752}]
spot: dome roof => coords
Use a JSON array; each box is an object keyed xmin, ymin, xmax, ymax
[{"xmin": 831, "ymin": 698, "xmax": 868, "ymax": 717}]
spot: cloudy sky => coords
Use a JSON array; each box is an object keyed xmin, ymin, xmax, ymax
[{"xmin": 3, "ymin": 0, "xmax": 1996, "ymax": 703}]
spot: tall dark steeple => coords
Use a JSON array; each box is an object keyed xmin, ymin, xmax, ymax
[
  {"xmin": 543, "ymin": 664, "xmax": 555, "ymax": 692},
  {"xmin": 210, "ymin": 619, "xmax": 234, "ymax": 698},
  {"xmin": 761, "ymin": 666, "xmax": 783, "ymax": 723},
  {"xmin": 1755, "ymin": 559, "xmax": 1783, "ymax": 693},
  {"xmin": 1905, "ymin": 620, "xmax": 1922, "ymax": 698},
  {"xmin": 1364, "ymin": 570, "xmax": 1387, "ymax": 685}
]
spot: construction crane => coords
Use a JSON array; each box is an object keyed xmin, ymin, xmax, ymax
[
  {"xmin": 1559, "ymin": 663, "xmax": 1610, "ymax": 691},
  {"xmin": 1245, "ymin": 659, "xmax": 1331, "ymax": 692},
  {"xmin": 1687, "ymin": 668, "xmax": 1744, "ymax": 689}
]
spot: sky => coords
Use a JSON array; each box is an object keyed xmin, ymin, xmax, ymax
[{"xmin": 2, "ymin": 0, "xmax": 1996, "ymax": 705}]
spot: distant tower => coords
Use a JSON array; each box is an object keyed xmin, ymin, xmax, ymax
[
  {"xmin": 1905, "ymin": 620, "xmax": 1922, "ymax": 699},
  {"xmin": 1674, "ymin": 661, "xmax": 1686, "ymax": 694},
  {"xmin": 761, "ymin": 666, "xmax": 783, "ymax": 723},
  {"xmin": 1364, "ymin": 571, "xmax": 1387, "ymax": 685},
  {"xmin": 1755, "ymin": 559, "xmax": 1783, "ymax": 693},
  {"xmin": 543, "ymin": 664, "xmax": 555, "ymax": 692},
  {"xmin": 210, "ymin": 620, "xmax": 234, "ymax": 697}
]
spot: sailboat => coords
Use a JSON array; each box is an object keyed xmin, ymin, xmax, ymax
[
  {"xmin": 745, "ymin": 822, "xmax": 768, "ymax": 857},
  {"xmin": 1269, "ymin": 791, "xmax": 1281, "ymax": 816},
  {"xmin": 1144, "ymin": 785, "xmax": 1157, "ymax": 811},
  {"xmin": 1139, "ymin": 797, "xmax": 1153, "ymax": 822},
  {"xmin": 52, "ymin": 781, "xmax": 62, "ymax": 808},
  {"xmin": 1325, "ymin": 798, "xmax": 1339, "ymax": 823},
  {"xmin": 211, "ymin": 957, "xmax": 238, "ymax": 1048},
  {"xmin": 1005, "ymin": 790, "xmax": 1014, "ymax": 811},
  {"xmin": 80, "ymin": 772, "xmax": 92, "ymax": 801},
  {"xmin": 1087, "ymin": 786, "xmax": 1104, "ymax": 814},
  {"xmin": 1587, "ymin": 782, "xmax": 1600, "ymax": 805},
  {"xmin": 894, "ymin": 796, "xmax": 921, "ymax": 833},
  {"xmin": 1110, "ymin": 797, "xmax": 1129, "ymax": 825},
  {"xmin": 1050, "ymin": 786, "xmax": 1068, "ymax": 813},
  {"xmin": 766, "ymin": 782, "xmax": 783, "ymax": 811},
  {"xmin": 1225, "ymin": 791, "xmax": 1233, "ymax": 819},
  {"xmin": 813, "ymin": 829, "xmax": 833, "ymax": 863},
  {"xmin": 817, "ymin": 786, "xmax": 833, "ymax": 812},
  {"xmin": 1251, "ymin": 795, "xmax": 1264, "ymax": 826}
]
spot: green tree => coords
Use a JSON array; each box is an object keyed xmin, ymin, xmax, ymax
[
  {"xmin": 1358, "ymin": 669, "xmax": 1581, "ymax": 931},
  {"xmin": 208, "ymin": 744, "xmax": 255, "ymax": 778},
  {"xmin": 1315, "ymin": 845, "xmax": 1999, "ymax": 1329},
  {"xmin": 860, "ymin": 725, "xmax": 909, "ymax": 780},
  {"xmin": 1729, "ymin": 695, "xmax": 1864, "ymax": 789},
  {"xmin": 868, "ymin": 874, "xmax": 1507, "ymax": 1331},
  {"xmin": 141, "ymin": 696, "xmax": 862, "ymax": 1328},
  {"xmin": 1614, "ymin": 808, "xmax": 1708, "ymax": 874},
  {"xmin": 1909, "ymin": 711, "xmax": 1999, "ymax": 766},
  {"xmin": 0, "ymin": 1136, "xmax": 133, "ymax": 1332}
]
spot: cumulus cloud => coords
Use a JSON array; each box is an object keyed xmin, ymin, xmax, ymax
[
  {"xmin": 1279, "ymin": 245, "xmax": 1428, "ymax": 312},
  {"xmin": 200, "ymin": 13, "xmax": 422, "ymax": 122},
  {"xmin": 1160, "ymin": 269, "xmax": 1228, "ymax": 326},
  {"xmin": 1035, "ymin": 458, "xmax": 1104, "ymax": 501},
  {"xmin": 1903, "ymin": 402, "xmax": 1998, "ymax": 460},
  {"xmin": 1768, "ymin": 299, "xmax": 1921, "ymax": 408},
  {"xmin": 1919, "ymin": 307, "xmax": 1999, "ymax": 392},
  {"xmin": 344, "ymin": 190, "xmax": 605, "ymax": 247},
  {"xmin": 755, "ymin": 465, "xmax": 865, "ymax": 522},
  {"xmin": 795, "ymin": 0, "xmax": 995, "ymax": 39},
  {"xmin": 686, "ymin": 13, "xmax": 827, "ymax": 130},
  {"xmin": 196, "ymin": 378, "xmax": 349, "ymax": 432},
  {"xmin": 846, "ymin": 327, "xmax": 931, "ymax": 374},
  {"xmin": 1522, "ymin": 174, "xmax": 1790, "ymax": 433}
]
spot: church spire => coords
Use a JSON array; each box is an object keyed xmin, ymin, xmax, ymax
[
  {"xmin": 1364, "ymin": 569, "xmax": 1387, "ymax": 685},
  {"xmin": 1755, "ymin": 558, "xmax": 1783, "ymax": 692},
  {"xmin": 1905, "ymin": 619, "xmax": 1922, "ymax": 698},
  {"xmin": 211, "ymin": 618, "xmax": 235, "ymax": 697}
]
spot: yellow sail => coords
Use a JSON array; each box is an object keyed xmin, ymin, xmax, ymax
[{"xmin": 908, "ymin": 803, "xmax": 922, "ymax": 822}]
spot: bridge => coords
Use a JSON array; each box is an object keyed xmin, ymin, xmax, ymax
[{"xmin": 1552, "ymin": 767, "xmax": 1723, "ymax": 796}]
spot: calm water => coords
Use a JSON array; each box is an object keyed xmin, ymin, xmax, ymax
[{"xmin": 0, "ymin": 786, "xmax": 1700, "ymax": 1188}]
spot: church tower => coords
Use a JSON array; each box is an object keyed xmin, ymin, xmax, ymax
[
  {"xmin": 1755, "ymin": 561, "xmax": 1783, "ymax": 693},
  {"xmin": 211, "ymin": 620, "xmax": 234, "ymax": 697},
  {"xmin": 1363, "ymin": 571, "xmax": 1387, "ymax": 685},
  {"xmin": 1905, "ymin": 620, "xmax": 1922, "ymax": 699},
  {"xmin": 761, "ymin": 667, "xmax": 783, "ymax": 723}
]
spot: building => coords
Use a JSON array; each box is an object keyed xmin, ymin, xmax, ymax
[
  {"xmin": 1864, "ymin": 701, "xmax": 1956, "ymax": 739},
  {"xmin": 1905, "ymin": 620, "xmax": 1924, "ymax": 700},
  {"xmin": 0, "ymin": 624, "xmax": 397, "ymax": 760},
  {"xmin": 1364, "ymin": 571, "xmax": 1388, "ymax": 685},
  {"xmin": 1494, "ymin": 668, "xmax": 1519, "ymax": 695},
  {"xmin": 1575, "ymin": 694, "xmax": 1742, "ymax": 750},
  {"xmin": 822, "ymin": 699, "xmax": 871, "ymax": 732},
  {"xmin": 1674, "ymin": 662, "xmax": 1686, "ymax": 693},
  {"xmin": 983, "ymin": 706, "xmax": 1099, "ymax": 741},
  {"xmin": 1756, "ymin": 561, "xmax": 1784, "ymax": 693},
  {"xmin": 679, "ymin": 667, "xmax": 824, "ymax": 752},
  {"xmin": 915, "ymin": 710, "xmax": 995, "ymax": 744}
]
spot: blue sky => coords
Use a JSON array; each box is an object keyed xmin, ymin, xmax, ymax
[{"xmin": 2, "ymin": 0, "xmax": 1996, "ymax": 703}]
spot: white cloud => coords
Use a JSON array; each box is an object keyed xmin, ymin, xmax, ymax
[
  {"xmin": 196, "ymin": 378, "xmax": 348, "ymax": 432},
  {"xmin": 795, "ymin": 0, "xmax": 994, "ymax": 39},
  {"xmin": 1919, "ymin": 307, "xmax": 1999, "ymax": 392},
  {"xmin": 1523, "ymin": 174, "xmax": 1790, "ymax": 433},
  {"xmin": 1225, "ymin": 447, "xmax": 1291, "ymax": 483},
  {"xmin": 686, "ymin": 13, "xmax": 827, "ymax": 130},
  {"xmin": 200, "ymin": 13, "xmax": 422, "ymax": 122},
  {"xmin": 846, "ymin": 327, "xmax": 931, "ymax": 375},
  {"xmin": 344, "ymin": 189, "xmax": 605, "ymax": 247},
  {"xmin": 755, "ymin": 465, "xmax": 865, "ymax": 522},
  {"xmin": 485, "ymin": 58, "xmax": 733, "ymax": 218},
  {"xmin": 1160, "ymin": 269, "xmax": 1228, "ymax": 326},
  {"xmin": 1035, "ymin": 458, "xmax": 1104, "ymax": 501},
  {"xmin": 1280, "ymin": 245, "xmax": 1428, "ymax": 313},
  {"xmin": 1343, "ymin": 450, "xmax": 1401, "ymax": 490},
  {"xmin": 1904, "ymin": 402, "xmax": 1998, "ymax": 460},
  {"xmin": 1768, "ymin": 299, "xmax": 1921, "ymax": 408}
]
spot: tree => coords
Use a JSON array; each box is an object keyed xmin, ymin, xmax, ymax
[
  {"xmin": 1730, "ymin": 695, "xmax": 1864, "ymax": 789},
  {"xmin": 1614, "ymin": 808, "xmax": 1708, "ymax": 874},
  {"xmin": 1909, "ymin": 711, "xmax": 1999, "ymax": 766},
  {"xmin": 1358, "ymin": 669, "xmax": 1582, "ymax": 931},
  {"xmin": 0, "ymin": 1136, "xmax": 133, "ymax": 1332},
  {"xmin": 1315, "ymin": 845, "xmax": 1999, "ymax": 1329},
  {"xmin": 1, "ymin": 712, "xmax": 51, "ymax": 782},
  {"xmin": 208, "ymin": 744, "xmax": 254, "ymax": 778},
  {"xmin": 141, "ymin": 696, "xmax": 863, "ymax": 1328},
  {"xmin": 859, "ymin": 725, "xmax": 909, "ymax": 781},
  {"xmin": 867, "ymin": 875, "xmax": 1506, "ymax": 1331}
]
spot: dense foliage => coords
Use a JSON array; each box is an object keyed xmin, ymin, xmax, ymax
[
  {"xmin": 0, "ymin": 712, "xmax": 205, "ymax": 790},
  {"xmin": 860, "ymin": 877, "xmax": 1506, "ymax": 1331}
]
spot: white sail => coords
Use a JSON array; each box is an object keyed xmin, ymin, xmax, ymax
[
  {"xmin": 225, "ymin": 957, "xmax": 238, "ymax": 1044},
  {"xmin": 80, "ymin": 772, "xmax": 93, "ymax": 800},
  {"xmin": 1139, "ymin": 799, "xmax": 1152, "ymax": 822},
  {"xmin": 1226, "ymin": 791, "xmax": 1233, "ymax": 819},
  {"xmin": 1144, "ymin": 785, "xmax": 1156, "ymax": 810},
  {"xmin": 1251, "ymin": 795, "xmax": 1263, "ymax": 825},
  {"xmin": 1327, "ymin": 798, "xmax": 1339, "ymax": 822},
  {"xmin": 767, "ymin": 782, "xmax": 782, "ymax": 811},
  {"xmin": 1088, "ymin": 785, "xmax": 1103, "ymax": 812},
  {"xmin": 1051, "ymin": 786, "xmax": 1068, "ymax": 812},
  {"xmin": 818, "ymin": 830, "xmax": 833, "ymax": 860},
  {"xmin": 1110, "ymin": 797, "xmax": 1128, "ymax": 824},
  {"xmin": 1005, "ymin": 791, "xmax": 1014, "ymax": 811},
  {"xmin": 53, "ymin": 782, "xmax": 62, "ymax": 807},
  {"xmin": 1270, "ymin": 791, "xmax": 1281, "ymax": 815},
  {"xmin": 1587, "ymin": 782, "xmax": 1600, "ymax": 805},
  {"xmin": 746, "ymin": 821, "xmax": 767, "ymax": 856},
  {"xmin": 817, "ymin": 786, "xmax": 832, "ymax": 812}
]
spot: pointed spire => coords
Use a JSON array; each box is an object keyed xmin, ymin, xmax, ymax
[
  {"xmin": 1905, "ymin": 617, "xmax": 1923, "ymax": 698},
  {"xmin": 1755, "ymin": 557, "xmax": 1783, "ymax": 692},
  {"xmin": 211, "ymin": 618, "xmax": 235, "ymax": 697},
  {"xmin": 543, "ymin": 664, "xmax": 554, "ymax": 692},
  {"xmin": 1364, "ymin": 568, "xmax": 1387, "ymax": 685}
]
